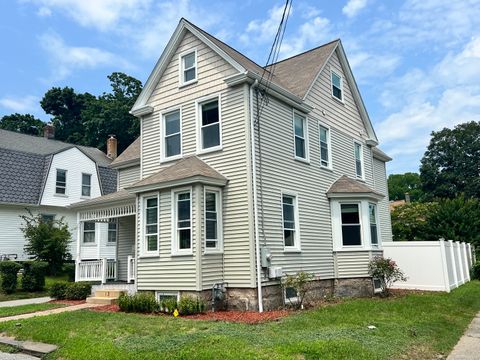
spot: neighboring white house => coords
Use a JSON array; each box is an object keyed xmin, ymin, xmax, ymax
[
  {"xmin": 0, "ymin": 128, "xmax": 117, "ymax": 260},
  {"xmin": 71, "ymin": 18, "xmax": 394, "ymax": 311}
]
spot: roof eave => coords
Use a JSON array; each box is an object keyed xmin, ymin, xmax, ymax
[
  {"xmin": 372, "ymin": 148, "xmax": 393, "ymax": 162},
  {"xmin": 126, "ymin": 175, "xmax": 228, "ymax": 194},
  {"xmin": 130, "ymin": 105, "xmax": 154, "ymax": 118},
  {"xmin": 326, "ymin": 191, "xmax": 385, "ymax": 201},
  {"xmin": 110, "ymin": 158, "xmax": 141, "ymax": 169}
]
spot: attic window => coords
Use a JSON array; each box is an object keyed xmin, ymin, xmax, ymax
[
  {"xmin": 331, "ymin": 71, "xmax": 343, "ymax": 101},
  {"xmin": 180, "ymin": 50, "xmax": 197, "ymax": 86},
  {"xmin": 55, "ymin": 169, "xmax": 67, "ymax": 195}
]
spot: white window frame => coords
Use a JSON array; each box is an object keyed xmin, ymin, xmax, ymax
[
  {"xmin": 292, "ymin": 110, "xmax": 309, "ymax": 163},
  {"xmin": 155, "ymin": 291, "xmax": 180, "ymax": 303},
  {"xmin": 331, "ymin": 70, "xmax": 343, "ymax": 102},
  {"xmin": 318, "ymin": 123, "xmax": 332, "ymax": 169},
  {"xmin": 55, "ymin": 168, "xmax": 67, "ymax": 195},
  {"xmin": 179, "ymin": 48, "xmax": 197, "ymax": 87},
  {"xmin": 354, "ymin": 141, "xmax": 365, "ymax": 180},
  {"xmin": 284, "ymin": 286, "xmax": 299, "ymax": 305},
  {"xmin": 204, "ymin": 187, "xmax": 223, "ymax": 254},
  {"xmin": 171, "ymin": 187, "xmax": 193, "ymax": 256},
  {"xmin": 281, "ymin": 191, "xmax": 301, "ymax": 252},
  {"xmin": 82, "ymin": 222, "xmax": 96, "ymax": 245},
  {"xmin": 196, "ymin": 94, "xmax": 222, "ymax": 154},
  {"xmin": 81, "ymin": 173, "xmax": 92, "ymax": 198},
  {"xmin": 160, "ymin": 107, "xmax": 183, "ymax": 163},
  {"xmin": 141, "ymin": 193, "xmax": 159, "ymax": 257},
  {"xmin": 368, "ymin": 202, "xmax": 381, "ymax": 247},
  {"xmin": 107, "ymin": 221, "xmax": 117, "ymax": 245}
]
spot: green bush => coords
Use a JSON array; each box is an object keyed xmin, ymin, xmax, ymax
[
  {"xmin": 281, "ymin": 271, "xmax": 315, "ymax": 309},
  {"xmin": 368, "ymin": 256, "xmax": 407, "ymax": 297},
  {"xmin": 64, "ymin": 282, "xmax": 92, "ymax": 300},
  {"xmin": 118, "ymin": 293, "xmax": 158, "ymax": 313},
  {"xmin": 178, "ymin": 296, "xmax": 206, "ymax": 315},
  {"xmin": 160, "ymin": 297, "xmax": 178, "ymax": 314},
  {"xmin": 21, "ymin": 261, "xmax": 48, "ymax": 292},
  {"xmin": 0, "ymin": 261, "xmax": 21, "ymax": 294},
  {"xmin": 49, "ymin": 282, "xmax": 69, "ymax": 300},
  {"xmin": 62, "ymin": 263, "xmax": 75, "ymax": 282},
  {"xmin": 471, "ymin": 261, "xmax": 480, "ymax": 280}
]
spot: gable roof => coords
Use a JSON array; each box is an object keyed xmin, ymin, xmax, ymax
[
  {"xmin": 327, "ymin": 175, "xmax": 384, "ymax": 199},
  {"xmin": 111, "ymin": 137, "xmax": 140, "ymax": 168},
  {"xmin": 127, "ymin": 156, "xmax": 227, "ymax": 192}
]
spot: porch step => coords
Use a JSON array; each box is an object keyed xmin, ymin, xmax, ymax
[
  {"xmin": 94, "ymin": 289, "xmax": 125, "ymax": 298},
  {"xmin": 86, "ymin": 289, "xmax": 125, "ymax": 305}
]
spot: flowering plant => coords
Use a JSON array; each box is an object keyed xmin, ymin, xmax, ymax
[{"xmin": 368, "ymin": 256, "xmax": 407, "ymax": 297}]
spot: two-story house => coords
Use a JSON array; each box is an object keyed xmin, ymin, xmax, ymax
[
  {"xmin": 0, "ymin": 127, "xmax": 117, "ymax": 260},
  {"xmin": 71, "ymin": 18, "xmax": 392, "ymax": 311}
]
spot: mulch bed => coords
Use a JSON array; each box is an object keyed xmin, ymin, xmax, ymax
[
  {"xmin": 89, "ymin": 304, "xmax": 120, "ymax": 312},
  {"xmin": 48, "ymin": 300, "xmax": 85, "ymax": 305}
]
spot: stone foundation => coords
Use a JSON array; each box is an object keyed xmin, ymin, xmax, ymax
[{"xmin": 334, "ymin": 277, "xmax": 374, "ymax": 297}]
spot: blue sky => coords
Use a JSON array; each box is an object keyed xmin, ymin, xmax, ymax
[{"xmin": 1, "ymin": 0, "xmax": 480, "ymax": 174}]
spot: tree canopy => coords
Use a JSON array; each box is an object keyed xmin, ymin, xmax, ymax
[
  {"xmin": 420, "ymin": 121, "xmax": 480, "ymax": 199},
  {"xmin": 387, "ymin": 172, "xmax": 424, "ymax": 201},
  {"xmin": 0, "ymin": 113, "xmax": 44, "ymax": 135}
]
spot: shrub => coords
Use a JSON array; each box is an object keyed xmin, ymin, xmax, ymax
[
  {"xmin": 281, "ymin": 271, "xmax": 315, "ymax": 309},
  {"xmin": 64, "ymin": 282, "xmax": 92, "ymax": 300},
  {"xmin": 62, "ymin": 263, "xmax": 75, "ymax": 282},
  {"xmin": 0, "ymin": 261, "xmax": 21, "ymax": 294},
  {"xmin": 21, "ymin": 261, "xmax": 48, "ymax": 292},
  {"xmin": 49, "ymin": 282, "xmax": 69, "ymax": 299},
  {"xmin": 471, "ymin": 261, "xmax": 480, "ymax": 280},
  {"xmin": 368, "ymin": 256, "xmax": 407, "ymax": 297},
  {"xmin": 159, "ymin": 297, "xmax": 178, "ymax": 314},
  {"xmin": 118, "ymin": 293, "xmax": 158, "ymax": 313},
  {"xmin": 178, "ymin": 296, "xmax": 206, "ymax": 315}
]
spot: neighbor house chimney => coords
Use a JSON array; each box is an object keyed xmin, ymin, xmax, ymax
[
  {"xmin": 43, "ymin": 123, "xmax": 55, "ymax": 139},
  {"xmin": 107, "ymin": 135, "xmax": 118, "ymax": 160}
]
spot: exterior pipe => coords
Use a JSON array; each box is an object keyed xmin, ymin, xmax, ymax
[{"xmin": 250, "ymin": 80, "xmax": 263, "ymax": 313}]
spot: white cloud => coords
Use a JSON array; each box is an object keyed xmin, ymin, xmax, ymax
[
  {"xmin": 37, "ymin": 6, "xmax": 51, "ymax": 16},
  {"xmin": 342, "ymin": 0, "xmax": 368, "ymax": 18},
  {"xmin": 0, "ymin": 95, "xmax": 39, "ymax": 113},
  {"xmin": 348, "ymin": 51, "xmax": 400, "ymax": 82},
  {"xmin": 38, "ymin": 31, "xmax": 132, "ymax": 81},
  {"xmin": 242, "ymin": 4, "xmax": 291, "ymax": 45}
]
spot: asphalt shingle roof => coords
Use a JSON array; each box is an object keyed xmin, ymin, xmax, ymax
[
  {"xmin": 327, "ymin": 175, "xmax": 383, "ymax": 196},
  {"xmin": 98, "ymin": 166, "xmax": 117, "ymax": 195},
  {"xmin": 111, "ymin": 137, "xmax": 140, "ymax": 168}
]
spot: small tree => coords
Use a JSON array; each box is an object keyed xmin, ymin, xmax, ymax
[
  {"xmin": 368, "ymin": 256, "xmax": 406, "ymax": 297},
  {"xmin": 281, "ymin": 271, "xmax": 314, "ymax": 309},
  {"xmin": 20, "ymin": 210, "xmax": 72, "ymax": 275}
]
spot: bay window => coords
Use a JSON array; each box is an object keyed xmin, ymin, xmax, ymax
[
  {"xmin": 369, "ymin": 203, "xmax": 379, "ymax": 246},
  {"xmin": 341, "ymin": 204, "xmax": 362, "ymax": 246},
  {"xmin": 144, "ymin": 196, "xmax": 158, "ymax": 254},
  {"xmin": 173, "ymin": 189, "xmax": 192, "ymax": 254},
  {"xmin": 204, "ymin": 188, "xmax": 222, "ymax": 252}
]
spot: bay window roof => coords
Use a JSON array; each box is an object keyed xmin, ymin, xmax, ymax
[{"xmin": 326, "ymin": 175, "xmax": 384, "ymax": 200}]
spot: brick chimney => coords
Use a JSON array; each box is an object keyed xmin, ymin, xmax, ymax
[
  {"xmin": 107, "ymin": 135, "xmax": 118, "ymax": 160},
  {"xmin": 43, "ymin": 123, "xmax": 55, "ymax": 139}
]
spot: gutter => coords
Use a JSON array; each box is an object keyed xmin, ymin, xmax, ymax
[{"xmin": 249, "ymin": 80, "xmax": 263, "ymax": 313}]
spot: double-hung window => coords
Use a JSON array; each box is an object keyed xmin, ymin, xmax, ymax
[
  {"xmin": 55, "ymin": 169, "xmax": 67, "ymax": 195},
  {"xmin": 282, "ymin": 194, "xmax": 299, "ymax": 250},
  {"xmin": 83, "ymin": 222, "xmax": 95, "ymax": 244},
  {"xmin": 331, "ymin": 71, "xmax": 343, "ymax": 101},
  {"xmin": 205, "ymin": 189, "xmax": 222, "ymax": 252},
  {"xmin": 293, "ymin": 112, "xmax": 308, "ymax": 161},
  {"xmin": 180, "ymin": 50, "xmax": 197, "ymax": 85},
  {"xmin": 199, "ymin": 98, "xmax": 221, "ymax": 152},
  {"xmin": 81, "ymin": 173, "xmax": 91, "ymax": 197},
  {"xmin": 369, "ymin": 203, "xmax": 379, "ymax": 246},
  {"xmin": 144, "ymin": 197, "xmax": 158, "ymax": 254},
  {"xmin": 108, "ymin": 221, "xmax": 117, "ymax": 243},
  {"xmin": 354, "ymin": 142, "xmax": 364, "ymax": 179},
  {"xmin": 173, "ymin": 190, "xmax": 192, "ymax": 254},
  {"xmin": 340, "ymin": 204, "xmax": 362, "ymax": 246},
  {"xmin": 162, "ymin": 109, "xmax": 182, "ymax": 160},
  {"xmin": 319, "ymin": 125, "xmax": 331, "ymax": 168}
]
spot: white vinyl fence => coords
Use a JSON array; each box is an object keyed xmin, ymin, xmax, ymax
[{"xmin": 382, "ymin": 240, "xmax": 475, "ymax": 292}]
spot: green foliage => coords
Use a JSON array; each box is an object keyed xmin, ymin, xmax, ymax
[
  {"xmin": 471, "ymin": 262, "xmax": 480, "ymax": 280},
  {"xmin": 391, "ymin": 202, "xmax": 438, "ymax": 241},
  {"xmin": 281, "ymin": 271, "xmax": 315, "ymax": 309},
  {"xmin": 387, "ymin": 172, "xmax": 424, "ymax": 201},
  {"xmin": 62, "ymin": 263, "xmax": 76, "ymax": 282},
  {"xmin": 177, "ymin": 296, "xmax": 206, "ymax": 315},
  {"xmin": 20, "ymin": 210, "xmax": 72, "ymax": 275},
  {"xmin": 21, "ymin": 261, "xmax": 48, "ymax": 292},
  {"xmin": 0, "ymin": 262, "xmax": 21, "ymax": 294},
  {"xmin": 420, "ymin": 121, "xmax": 480, "ymax": 199},
  {"xmin": 49, "ymin": 282, "xmax": 69, "ymax": 300},
  {"xmin": 64, "ymin": 282, "xmax": 92, "ymax": 300},
  {"xmin": 368, "ymin": 256, "xmax": 407, "ymax": 297},
  {"xmin": 159, "ymin": 297, "xmax": 178, "ymax": 314},
  {"xmin": 118, "ymin": 293, "xmax": 158, "ymax": 313},
  {"xmin": 0, "ymin": 113, "xmax": 44, "ymax": 136}
]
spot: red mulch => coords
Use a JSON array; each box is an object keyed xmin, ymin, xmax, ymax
[
  {"xmin": 184, "ymin": 310, "xmax": 290, "ymax": 324},
  {"xmin": 48, "ymin": 300, "xmax": 85, "ymax": 305},
  {"xmin": 90, "ymin": 304, "xmax": 121, "ymax": 312}
]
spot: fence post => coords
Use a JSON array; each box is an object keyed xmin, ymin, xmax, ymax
[
  {"xmin": 462, "ymin": 243, "xmax": 470, "ymax": 282},
  {"xmin": 456, "ymin": 241, "xmax": 465, "ymax": 285},
  {"xmin": 439, "ymin": 239, "xmax": 450, "ymax": 292},
  {"xmin": 449, "ymin": 240, "xmax": 458, "ymax": 288},
  {"xmin": 101, "ymin": 258, "xmax": 107, "ymax": 284}
]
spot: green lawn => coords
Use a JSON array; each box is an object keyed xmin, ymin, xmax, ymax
[
  {"xmin": 1, "ymin": 281, "xmax": 479, "ymax": 360},
  {"xmin": 0, "ymin": 303, "xmax": 66, "ymax": 318},
  {"xmin": 0, "ymin": 275, "xmax": 68, "ymax": 302}
]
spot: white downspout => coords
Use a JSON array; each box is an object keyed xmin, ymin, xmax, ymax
[{"xmin": 250, "ymin": 80, "xmax": 263, "ymax": 313}]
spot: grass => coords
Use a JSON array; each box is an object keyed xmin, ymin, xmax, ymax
[
  {"xmin": 0, "ymin": 303, "xmax": 66, "ymax": 318},
  {"xmin": 0, "ymin": 275, "xmax": 68, "ymax": 302},
  {"xmin": 0, "ymin": 344, "xmax": 19, "ymax": 353},
  {"xmin": 0, "ymin": 281, "xmax": 479, "ymax": 359}
]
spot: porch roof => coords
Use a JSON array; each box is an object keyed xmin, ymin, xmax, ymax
[
  {"xmin": 326, "ymin": 175, "xmax": 384, "ymax": 200},
  {"xmin": 126, "ymin": 156, "xmax": 228, "ymax": 193},
  {"xmin": 69, "ymin": 189, "xmax": 135, "ymax": 210}
]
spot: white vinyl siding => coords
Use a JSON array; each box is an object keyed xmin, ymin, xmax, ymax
[
  {"xmin": 373, "ymin": 157, "xmax": 393, "ymax": 243},
  {"xmin": 179, "ymin": 49, "xmax": 197, "ymax": 86},
  {"xmin": 55, "ymin": 169, "xmax": 67, "ymax": 195},
  {"xmin": 172, "ymin": 189, "xmax": 192, "ymax": 255},
  {"xmin": 293, "ymin": 112, "xmax": 308, "ymax": 161},
  {"xmin": 117, "ymin": 165, "xmax": 140, "ymax": 190},
  {"xmin": 81, "ymin": 173, "xmax": 91, "ymax": 197},
  {"xmin": 161, "ymin": 109, "xmax": 182, "ymax": 161}
]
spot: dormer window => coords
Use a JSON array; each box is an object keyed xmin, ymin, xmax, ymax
[
  {"xmin": 331, "ymin": 71, "xmax": 343, "ymax": 101},
  {"xmin": 180, "ymin": 49, "xmax": 197, "ymax": 86},
  {"xmin": 55, "ymin": 169, "xmax": 67, "ymax": 195}
]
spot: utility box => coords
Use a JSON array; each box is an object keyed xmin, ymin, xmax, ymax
[
  {"xmin": 260, "ymin": 247, "xmax": 272, "ymax": 268},
  {"xmin": 269, "ymin": 266, "xmax": 283, "ymax": 279}
]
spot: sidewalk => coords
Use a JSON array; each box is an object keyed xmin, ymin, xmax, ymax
[
  {"xmin": 447, "ymin": 312, "xmax": 480, "ymax": 360},
  {"xmin": 0, "ymin": 298, "xmax": 51, "ymax": 308},
  {"xmin": 0, "ymin": 303, "xmax": 100, "ymax": 323}
]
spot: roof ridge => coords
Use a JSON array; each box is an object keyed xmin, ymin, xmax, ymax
[{"xmin": 267, "ymin": 38, "xmax": 340, "ymax": 67}]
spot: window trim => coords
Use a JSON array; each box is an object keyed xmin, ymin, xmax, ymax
[
  {"xmin": 140, "ymin": 193, "xmax": 159, "ymax": 257},
  {"xmin": 340, "ymin": 202, "xmax": 363, "ymax": 248},
  {"xmin": 160, "ymin": 107, "xmax": 183, "ymax": 163},
  {"xmin": 81, "ymin": 173, "xmax": 92, "ymax": 198},
  {"xmin": 331, "ymin": 70, "xmax": 344, "ymax": 102},
  {"xmin": 171, "ymin": 187, "xmax": 193, "ymax": 256},
  {"xmin": 292, "ymin": 110, "xmax": 309, "ymax": 163},
  {"xmin": 318, "ymin": 123, "xmax": 332, "ymax": 170},
  {"xmin": 354, "ymin": 141, "xmax": 365, "ymax": 180},
  {"xmin": 281, "ymin": 191, "xmax": 301, "ymax": 252},
  {"xmin": 196, "ymin": 94, "xmax": 223, "ymax": 154},
  {"xmin": 178, "ymin": 48, "xmax": 198, "ymax": 87},
  {"xmin": 82, "ymin": 222, "xmax": 96, "ymax": 245},
  {"xmin": 55, "ymin": 168, "xmax": 67, "ymax": 196},
  {"xmin": 155, "ymin": 291, "xmax": 180, "ymax": 303},
  {"xmin": 204, "ymin": 186, "xmax": 223, "ymax": 254}
]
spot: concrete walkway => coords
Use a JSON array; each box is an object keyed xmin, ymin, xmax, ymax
[
  {"xmin": 447, "ymin": 312, "xmax": 480, "ymax": 359},
  {"xmin": 0, "ymin": 303, "xmax": 100, "ymax": 323},
  {"xmin": 0, "ymin": 298, "xmax": 51, "ymax": 308},
  {"xmin": 0, "ymin": 352, "xmax": 39, "ymax": 360}
]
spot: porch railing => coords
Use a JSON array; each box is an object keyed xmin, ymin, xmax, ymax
[
  {"xmin": 76, "ymin": 258, "xmax": 117, "ymax": 284},
  {"xmin": 127, "ymin": 256, "xmax": 135, "ymax": 283}
]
